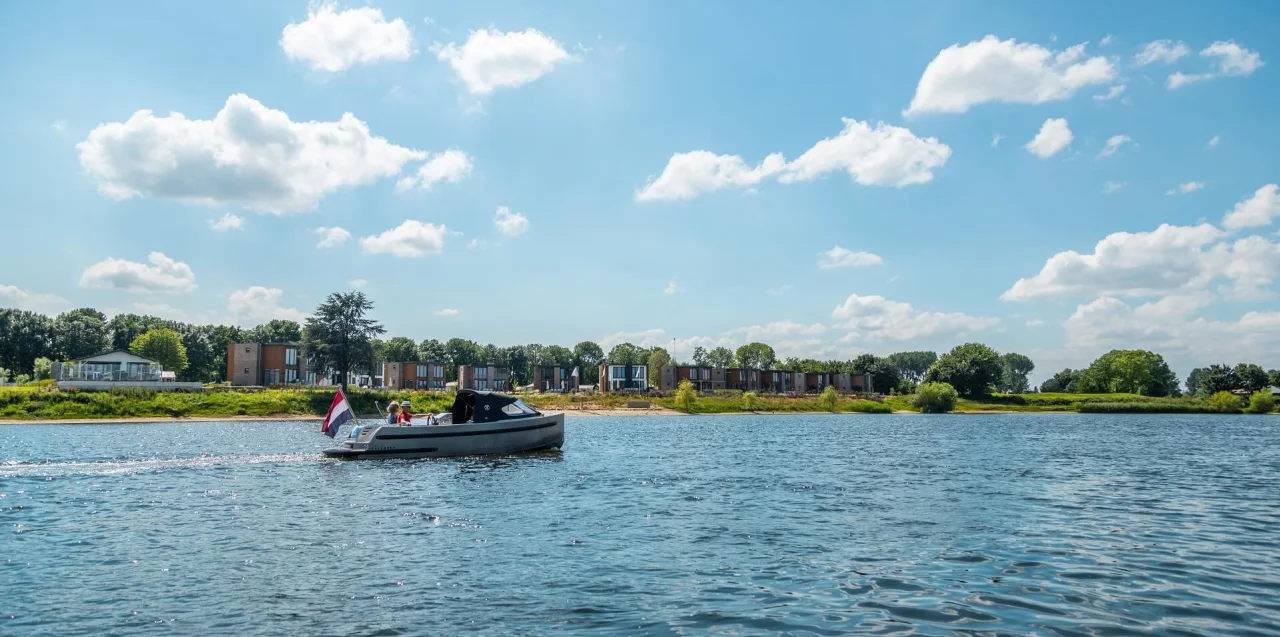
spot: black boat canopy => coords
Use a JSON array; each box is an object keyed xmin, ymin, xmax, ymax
[{"xmin": 450, "ymin": 389, "xmax": 542, "ymax": 424}]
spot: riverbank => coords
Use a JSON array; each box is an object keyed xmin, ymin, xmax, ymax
[{"xmin": 0, "ymin": 386, "xmax": 1252, "ymax": 422}]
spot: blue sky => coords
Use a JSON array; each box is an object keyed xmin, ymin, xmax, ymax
[{"xmin": 1, "ymin": 1, "xmax": 1278, "ymax": 383}]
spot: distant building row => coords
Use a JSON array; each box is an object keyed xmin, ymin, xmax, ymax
[{"xmin": 599, "ymin": 364, "xmax": 873, "ymax": 393}]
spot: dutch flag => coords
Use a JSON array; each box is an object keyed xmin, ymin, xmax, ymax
[{"xmin": 321, "ymin": 388, "xmax": 355, "ymax": 438}]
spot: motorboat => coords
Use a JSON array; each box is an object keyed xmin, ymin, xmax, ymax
[{"xmin": 322, "ymin": 389, "xmax": 564, "ymax": 460}]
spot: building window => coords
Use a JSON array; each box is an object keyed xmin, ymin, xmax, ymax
[
  {"xmin": 611, "ymin": 367, "xmax": 625, "ymax": 380},
  {"xmin": 244, "ymin": 347, "xmax": 250, "ymax": 353},
  {"xmin": 285, "ymin": 349, "xmax": 297, "ymax": 365},
  {"xmin": 244, "ymin": 368, "xmax": 249, "ymax": 374},
  {"xmin": 416, "ymin": 364, "xmax": 428, "ymax": 378},
  {"xmin": 432, "ymin": 365, "xmax": 443, "ymax": 377},
  {"xmin": 689, "ymin": 368, "xmax": 699, "ymax": 380},
  {"xmin": 285, "ymin": 369, "xmax": 297, "ymax": 383},
  {"xmin": 634, "ymin": 366, "xmax": 645, "ymax": 379}
]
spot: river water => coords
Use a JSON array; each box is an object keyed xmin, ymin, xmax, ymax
[{"xmin": 2, "ymin": 414, "xmax": 1278, "ymax": 636}]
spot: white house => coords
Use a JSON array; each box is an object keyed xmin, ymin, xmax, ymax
[{"xmin": 53, "ymin": 350, "xmax": 203, "ymax": 391}]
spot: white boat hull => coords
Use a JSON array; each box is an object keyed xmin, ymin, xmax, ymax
[{"xmin": 322, "ymin": 413, "xmax": 564, "ymax": 460}]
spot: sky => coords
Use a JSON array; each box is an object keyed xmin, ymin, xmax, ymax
[{"xmin": 1, "ymin": 0, "xmax": 1278, "ymax": 384}]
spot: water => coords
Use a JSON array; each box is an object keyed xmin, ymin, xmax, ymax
[{"xmin": 2, "ymin": 414, "xmax": 1279, "ymax": 636}]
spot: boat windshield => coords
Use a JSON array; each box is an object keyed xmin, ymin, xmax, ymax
[{"xmin": 501, "ymin": 400, "xmax": 538, "ymax": 417}]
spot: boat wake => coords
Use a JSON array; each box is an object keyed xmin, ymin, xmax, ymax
[{"xmin": 0, "ymin": 452, "xmax": 320, "ymax": 478}]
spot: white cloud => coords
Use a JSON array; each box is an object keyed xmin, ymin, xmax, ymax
[
  {"xmin": 493, "ymin": 206, "xmax": 530, "ymax": 237},
  {"xmin": 991, "ymin": 134, "xmax": 1003, "ymax": 147},
  {"xmin": 818, "ymin": 246, "xmax": 883, "ymax": 269},
  {"xmin": 1166, "ymin": 181, "xmax": 1204, "ymax": 196},
  {"xmin": 1222, "ymin": 184, "xmax": 1280, "ymax": 230},
  {"xmin": 1026, "ymin": 319, "xmax": 1045, "ymax": 327},
  {"xmin": 768, "ymin": 285, "xmax": 792, "ymax": 296},
  {"xmin": 1093, "ymin": 84, "xmax": 1126, "ymax": 101},
  {"xmin": 0, "ymin": 285, "xmax": 68, "ymax": 313},
  {"xmin": 728, "ymin": 320, "xmax": 826, "ymax": 343},
  {"xmin": 664, "ymin": 279, "xmax": 682, "ymax": 295},
  {"xmin": 1097, "ymin": 134, "xmax": 1132, "ymax": 158},
  {"xmin": 348, "ymin": 278, "xmax": 367, "ymax": 289},
  {"xmin": 127, "ymin": 302, "xmax": 212, "ymax": 324},
  {"xmin": 905, "ymin": 36, "xmax": 1116, "ymax": 115},
  {"xmin": 1002, "ymin": 222, "xmax": 1280, "ymax": 301},
  {"xmin": 636, "ymin": 118, "xmax": 950, "ymax": 201},
  {"xmin": 598, "ymin": 328, "xmax": 668, "ymax": 349},
  {"xmin": 1103, "ymin": 181, "xmax": 1127, "ymax": 194},
  {"xmin": 831, "ymin": 294, "xmax": 998, "ymax": 341},
  {"xmin": 80, "ymin": 252, "xmax": 197, "ymax": 294},
  {"xmin": 1024, "ymin": 118, "xmax": 1073, "ymax": 158},
  {"xmin": 1100, "ymin": 34, "xmax": 1114, "ymax": 47},
  {"xmin": 433, "ymin": 28, "xmax": 569, "ymax": 95},
  {"xmin": 77, "ymin": 94, "xmax": 426, "ymax": 214},
  {"xmin": 467, "ymin": 238, "xmax": 486, "ymax": 249},
  {"xmin": 1134, "ymin": 39, "xmax": 1189, "ymax": 66},
  {"xmin": 228, "ymin": 286, "xmax": 305, "ymax": 325},
  {"xmin": 395, "ymin": 149, "xmax": 473, "ymax": 192},
  {"xmin": 51, "ymin": 120, "xmax": 66, "ymax": 134},
  {"xmin": 434, "ymin": 308, "xmax": 459, "ymax": 316},
  {"xmin": 314, "ymin": 226, "xmax": 351, "ymax": 249},
  {"xmin": 280, "ymin": 2, "xmax": 414, "ymax": 72},
  {"xmin": 209, "ymin": 213, "xmax": 244, "ymax": 231},
  {"xmin": 1206, "ymin": 135, "xmax": 1220, "ymax": 148},
  {"xmin": 1167, "ymin": 40, "xmax": 1264, "ymax": 88},
  {"xmin": 359, "ymin": 220, "xmax": 446, "ymax": 258}
]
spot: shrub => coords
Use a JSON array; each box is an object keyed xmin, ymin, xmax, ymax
[
  {"xmin": 33, "ymin": 358, "xmax": 52, "ymax": 381},
  {"xmin": 912, "ymin": 382, "xmax": 959, "ymax": 413},
  {"xmin": 819, "ymin": 386, "xmax": 838, "ymax": 412},
  {"xmin": 742, "ymin": 391, "xmax": 762, "ymax": 412},
  {"xmin": 1079, "ymin": 401, "xmax": 1214, "ymax": 414},
  {"xmin": 1210, "ymin": 391, "xmax": 1243, "ymax": 414},
  {"xmin": 14, "ymin": 374, "xmax": 31, "ymax": 385},
  {"xmin": 675, "ymin": 380, "xmax": 697, "ymax": 412},
  {"xmin": 847, "ymin": 400, "xmax": 893, "ymax": 414},
  {"xmin": 1246, "ymin": 390, "xmax": 1276, "ymax": 414}
]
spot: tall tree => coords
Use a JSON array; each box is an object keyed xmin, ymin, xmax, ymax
[
  {"xmin": 1269, "ymin": 369, "xmax": 1280, "ymax": 390},
  {"xmin": 850, "ymin": 353, "xmax": 901, "ymax": 393},
  {"xmin": 505, "ymin": 345, "xmax": 530, "ymax": 385},
  {"xmin": 545, "ymin": 345, "xmax": 574, "ymax": 367},
  {"xmin": 444, "ymin": 338, "xmax": 480, "ymax": 380},
  {"xmin": 647, "ymin": 348, "xmax": 672, "ymax": 380},
  {"xmin": 1185, "ymin": 367, "xmax": 1209, "ymax": 397},
  {"xmin": 1039, "ymin": 369, "xmax": 1081, "ymax": 393},
  {"xmin": 572, "ymin": 341, "xmax": 604, "ymax": 373},
  {"xmin": 130, "ymin": 328, "xmax": 189, "ymax": 374},
  {"xmin": 106, "ymin": 313, "xmax": 166, "ymax": 351},
  {"xmin": 1234, "ymin": 363, "xmax": 1269, "ymax": 392},
  {"xmin": 382, "ymin": 337, "xmax": 420, "ymax": 362},
  {"xmin": 53, "ymin": 308, "xmax": 110, "ymax": 360},
  {"xmin": 925, "ymin": 343, "xmax": 1005, "ymax": 397},
  {"xmin": 301, "ymin": 292, "xmax": 385, "ymax": 390},
  {"xmin": 705, "ymin": 346, "xmax": 736, "ymax": 368},
  {"xmin": 0, "ymin": 309, "xmax": 55, "ymax": 376},
  {"xmin": 1000, "ymin": 353, "xmax": 1036, "ymax": 393},
  {"xmin": 1078, "ymin": 349, "xmax": 1178, "ymax": 396},
  {"xmin": 606, "ymin": 342, "xmax": 643, "ymax": 365},
  {"xmin": 691, "ymin": 346, "xmax": 709, "ymax": 366},
  {"xmin": 418, "ymin": 338, "xmax": 448, "ymax": 364},
  {"xmin": 735, "ymin": 342, "xmax": 777, "ymax": 369},
  {"xmin": 245, "ymin": 319, "xmax": 303, "ymax": 343},
  {"xmin": 886, "ymin": 351, "xmax": 937, "ymax": 384}
]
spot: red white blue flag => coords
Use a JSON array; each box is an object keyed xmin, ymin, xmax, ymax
[{"xmin": 321, "ymin": 388, "xmax": 354, "ymax": 438}]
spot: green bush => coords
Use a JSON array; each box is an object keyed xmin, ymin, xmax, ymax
[
  {"xmin": 1211, "ymin": 391, "xmax": 1244, "ymax": 414},
  {"xmin": 912, "ymin": 382, "xmax": 959, "ymax": 413},
  {"xmin": 846, "ymin": 400, "xmax": 892, "ymax": 414},
  {"xmin": 1079, "ymin": 401, "xmax": 1214, "ymax": 414},
  {"xmin": 742, "ymin": 391, "xmax": 762, "ymax": 411},
  {"xmin": 1246, "ymin": 390, "xmax": 1276, "ymax": 414},
  {"xmin": 675, "ymin": 380, "xmax": 697, "ymax": 412},
  {"xmin": 818, "ymin": 386, "xmax": 838, "ymax": 412}
]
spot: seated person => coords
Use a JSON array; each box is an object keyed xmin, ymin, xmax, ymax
[
  {"xmin": 399, "ymin": 400, "xmax": 413, "ymax": 425},
  {"xmin": 385, "ymin": 401, "xmax": 400, "ymax": 425}
]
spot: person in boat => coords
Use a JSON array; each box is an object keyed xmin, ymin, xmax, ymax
[
  {"xmin": 385, "ymin": 401, "xmax": 401, "ymax": 425},
  {"xmin": 399, "ymin": 400, "xmax": 413, "ymax": 425}
]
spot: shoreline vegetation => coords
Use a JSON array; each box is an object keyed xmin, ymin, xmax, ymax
[{"xmin": 0, "ymin": 385, "xmax": 1271, "ymax": 423}]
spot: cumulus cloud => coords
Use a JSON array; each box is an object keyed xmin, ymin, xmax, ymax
[
  {"xmin": 1025, "ymin": 118, "xmax": 1073, "ymax": 158},
  {"xmin": 664, "ymin": 279, "xmax": 682, "ymax": 295},
  {"xmin": 1097, "ymin": 134, "xmax": 1132, "ymax": 158},
  {"xmin": 818, "ymin": 246, "xmax": 883, "ymax": 269},
  {"xmin": 280, "ymin": 2, "xmax": 414, "ymax": 72},
  {"xmin": 991, "ymin": 134, "xmax": 1003, "ymax": 147},
  {"xmin": 1206, "ymin": 135, "xmax": 1220, "ymax": 148},
  {"xmin": 359, "ymin": 220, "xmax": 446, "ymax": 258},
  {"xmin": 395, "ymin": 149, "xmax": 473, "ymax": 192},
  {"xmin": 1167, "ymin": 40, "xmax": 1264, "ymax": 88},
  {"xmin": 905, "ymin": 36, "xmax": 1116, "ymax": 115},
  {"xmin": 349, "ymin": 278, "xmax": 367, "ymax": 289},
  {"xmin": 598, "ymin": 328, "xmax": 668, "ymax": 349},
  {"xmin": 636, "ymin": 118, "xmax": 950, "ymax": 201},
  {"xmin": 1103, "ymin": 181, "xmax": 1127, "ymax": 194},
  {"xmin": 77, "ymin": 94, "xmax": 426, "ymax": 214},
  {"xmin": 433, "ymin": 28, "xmax": 569, "ymax": 94},
  {"xmin": 493, "ymin": 206, "xmax": 530, "ymax": 237},
  {"xmin": 1093, "ymin": 84, "xmax": 1126, "ymax": 101},
  {"xmin": 1222, "ymin": 184, "xmax": 1280, "ymax": 230},
  {"xmin": 434, "ymin": 308, "xmax": 459, "ymax": 316},
  {"xmin": 1002, "ymin": 221, "xmax": 1280, "ymax": 301},
  {"xmin": 1166, "ymin": 181, "xmax": 1204, "ymax": 196},
  {"xmin": 727, "ymin": 320, "xmax": 827, "ymax": 342},
  {"xmin": 80, "ymin": 252, "xmax": 197, "ymax": 294},
  {"xmin": 831, "ymin": 294, "xmax": 997, "ymax": 341},
  {"xmin": 0, "ymin": 285, "xmax": 68, "ymax": 313},
  {"xmin": 228, "ymin": 286, "xmax": 305, "ymax": 324},
  {"xmin": 314, "ymin": 226, "xmax": 352, "ymax": 249},
  {"xmin": 209, "ymin": 213, "xmax": 244, "ymax": 231},
  {"xmin": 1134, "ymin": 40, "xmax": 1189, "ymax": 66}
]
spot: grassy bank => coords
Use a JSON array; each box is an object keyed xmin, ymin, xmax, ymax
[{"xmin": 0, "ymin": 385, "xmax": 1258, "ymax": 421}]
